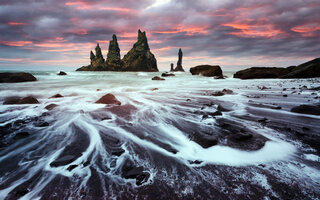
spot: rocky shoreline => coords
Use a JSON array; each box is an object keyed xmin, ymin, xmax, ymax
[{"xmin": 0, "ymin": 71, "xmax": 319, "ymax": 199}]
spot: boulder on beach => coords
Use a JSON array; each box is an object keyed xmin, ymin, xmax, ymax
[
  {"xmin": 291, "ymin": 105, "xmax": 320, "ymax": 115},
  {"xmin": 233, "ymin": 57, "xmax": 320, "ymax": 79},
  {"xmin": 190, "ymin": 65, "xmax": 223, "ymax": 78},
  {"xmin": 152, "ymin": 76, "xmax": 165, "ymax": 80},
  {"xmin": 45, "ymin": 103, "xmax": 58, "ymax": 110},
  {"xmin": 3, "ymin": 96, "xmax": 39, "ymax": 104},
  {"xmin": 161, "ymin": 72, "xmax": 175, "ymax": 77},
  {"xmin": 49, "ymin": 94, "xmax": 63, "ymax": 98},
  {"xmin": 96, "ymin": 93, "xmax": 121, "ymax": 105},
  {"xmin": 0, "ymin": 72, "xmax": 36, "ymax": 83},
  {"xmin": 57, "ymin": 71, "xmax": 67, "ymax": 75},
  {"xmin": 121, "ymin": 160, "xmax": 150, "ymax": 186},
  {"xmin": 191, "ymin": 132, "xmax": 218, "ymax": 148}
]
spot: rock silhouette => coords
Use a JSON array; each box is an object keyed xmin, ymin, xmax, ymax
[
  {"xmin": 172, "ymin": 48, "xmax": 184, "ymax": 72},
  {"xmin": 170, "ymin": 63, "xmax": 174, "ymax": 72},
  {"xmin": 77, "ymin": 30, "xmax": 158, "ymax": 72},
  {"xmin": 234, "ymin": 58, "xmax": 320, "ymax": 79},
  {"xmin": 190, "ymin": 65, "xmax": 223, "ymax": 78},
  {"xmin": 0, "ymin": 72, "xmax": 36, "ymax": 83}
]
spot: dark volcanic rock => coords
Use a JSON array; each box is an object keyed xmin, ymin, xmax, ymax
[
  {"xmin": 173, "ymin": 48, "xmax": 184, "ymax": 72},
  {"xmin": 161, "ymin": 72, "xmax": 175, "ymax": 77},
  {"xmin": 91, "ymin": 43, "xmax": 105, "ymax": 68},
  {"xmin": 170, "ymin": 63, "xmax": 174, "ymax": 71},
  {"xmin": 121, "ymin": 160, "xmax": 150, "ymax": 185},
  {"xmin": 57, "ymin": 71, "xmax": 67, "ymax": 75},
  {"xmin": 190, "ymin": 65, "xmax": 223, "ymax": 78},
  {"xmin": 13, "ymin": 132, "xmax": 30, "ymax": 139},
  {"xmin": 282, "ymin": 58, "xmax": 320, "ymax": 78},
  {"xmin": 233, "ymin": 67, "xmax": 292, "ymax": 79},
  {"xmin": 96, "ymin": 93, "xmax": 121, "ymax": 105},
  {"xmin": 191, "ymin": 132, "xmax": 218, "ymax": 148},
  {"xmin": 49, "ymin": 94, "xmax": 63, "ymax": 98},
  {"xmin": 106, "ymin": 34, "xmax": 122, "ymax": 70},
  {"xmin": 0, "ymin": 72, "xmax": 36, "ymax": 83},
  {"xmin": 45, "ymin": 103, "xmax": 58, "ymax": 110},
  {"xmin": 3, "ymin": 96, "xmax": 39, "ymax": 104},
  {"xmin": 234, "ymin": 58, "xmax": 320, "ymax": 79},
  {"xmin": 291, "ymin": 105, "xmax": 320, "ymax": 115},
  {"xmin": 76, "ymin": 30, "xmax": 158, "ymax": 72},
  {"xmin": 152, "ymin": 76, "xmax": 165, "ymax": 80},
  {"xmin": 122, "ymin": 30, "xmax": 158, "ymax": 72}
]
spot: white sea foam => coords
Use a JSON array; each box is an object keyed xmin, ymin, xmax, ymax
[{"xmin": 0, "ymin": 71, "xmax": 319, "ymax": 199}]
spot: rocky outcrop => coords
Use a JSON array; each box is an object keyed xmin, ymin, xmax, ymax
[
  {"xmin": 122, "ymin": 30, "xmax": 158, "ymax": 72},
  {"xmin": 291, "ymin": 105, "xmax": 320, "ymax": 115},
  {"xmin": 3, "ymin": 96, "xmax": 39, "ymax": 104},
  {"xmin": 57, "ymin": 71, "xmax": 67, "ymax": 75},
  {"xmin": 161, "ymin": 72, "xmax": 175, "ymax": 77},
  {"xmin": 105, "ymin": 34, "xmax": 122, "ymax": 70},
  {"xmin": 76, "ymin": 30, "xmax": 158, "ymax": 72},
  {"xmin": 173, "ymin": 48, "xmax": 184, "ymax": 72},
  {"xmin": 91, "ymin": 43, "xmax": 105, "ymax": 68},
  {"xmin": 152, "ymin": 76, "xmax": 165, "ymax": 80},
  {"xmin": 190, "ymin": 65, "xmax": 223, "ymax": 78},
  {"xmin": 0, "ymin": 72, "xmax": 36, "ymax": 83},
  {"xmin": 282, "ymin": 58, "xmax": 320, "ymax": 78},
  {"xmin": 50, "ymin": 94, "xmax": 63, "ymax": 98},
  {"xmin": 170, "ymin": 63, "xmax": 174, "ymax": 71},
  {"xmin": 96, "ymin": 93, "xmax": 121, "ymax": 105},
  {"xmin": 233, "ymin": 67, "xmax": 292, "ymax": 79},
  {"xmin": 234, "ymin": 58, "xmax": 320, "ymax": 79}
]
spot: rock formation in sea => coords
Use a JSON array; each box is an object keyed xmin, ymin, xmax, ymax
[
  {"xmin": 189, "ymin": 65, "xmax": 223, "ymax": 78},
  {"xmin": 170, "ymin": 63, "xmax": 174, "ymax": 71},
  {"xmin": 91, "ymin": 43, "xmax": 105, "ymax": 68},
  {"xmin": 57, "ymin": 71, "xmax": 67, "ymax": 75},
  {"xmin": 122, "ymin": 30, "xmax": 158, "ymax": 72},
  {"xmin": 76, "ymin": 30, "xmax": 158, "ymax": 72},
  {"xmin": 0, "ymin": 72, "xmax": 37, "ymax": 83},
  {"xmin": 172, "ymin": 48, "xmax": 185, "ymax": 72},
  {"xmin": 105, "ymin": 34, "xmax": 122, "ymax": 70},
  {"xmin": 233, "ymin": 57, "xmax": 320, "ymax": 79}
]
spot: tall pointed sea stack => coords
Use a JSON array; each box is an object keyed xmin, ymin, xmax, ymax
[
  {"xmin": 173, "ymin": 48, "xmax": 184, "ymax": 72},
  {"xmin": 122, "ymin": 30, "xmax": 158, "ymax": 72},
  {"xmin": 90, "ymin": 43, "xmax": 104, "ymax": 68},
  {"xmin": 106, "ymin": 34, "xmax": 122, "ymax": 70}
]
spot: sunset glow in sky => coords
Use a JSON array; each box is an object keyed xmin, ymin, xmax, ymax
[{"xmin": 0, "ymin": 0, "xmax": 319, "ymax": 70}]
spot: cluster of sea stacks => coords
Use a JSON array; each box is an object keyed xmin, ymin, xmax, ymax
[{"xmin": 76, "ymin": 30, "xmax": 158, "ymax": 72}]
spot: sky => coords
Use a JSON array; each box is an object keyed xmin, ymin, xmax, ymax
[{"xmin": 0, "ymin": 0, "xmax": 319, "ymax": 71}]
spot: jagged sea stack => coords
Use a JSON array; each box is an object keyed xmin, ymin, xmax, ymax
[
  {"xmin": 91, "ymin": 43, "xmax": 105, "ymax": 69},
  {"xmin": 122, "ymin": 30, "xmax": 158, "ymax": 72},
  {"xmin": 106, "ymin": 34, "xmax": 122, "ymax": 70},
  {"xmin": 173, "ymin": 48, "xmax": 184, "ymax": 72}
]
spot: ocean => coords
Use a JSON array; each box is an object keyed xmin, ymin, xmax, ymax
[{"xmin": 0, "ymin": 71, "xmax": 319, "ymax": 199}]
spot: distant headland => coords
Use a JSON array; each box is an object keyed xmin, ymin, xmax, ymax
[{"xmin": 76, "ymin": 30, "xmax": 158, "ymax": 72}]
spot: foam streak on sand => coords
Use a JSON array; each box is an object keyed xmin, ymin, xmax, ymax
[{"xmin": 0, "ymin": 71, "xmax": 319, "ymax": 199}]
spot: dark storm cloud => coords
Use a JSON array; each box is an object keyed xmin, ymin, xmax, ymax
[{"xmin": 0, "ymin": 0, "xmax": 319, "ymax": 68}]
